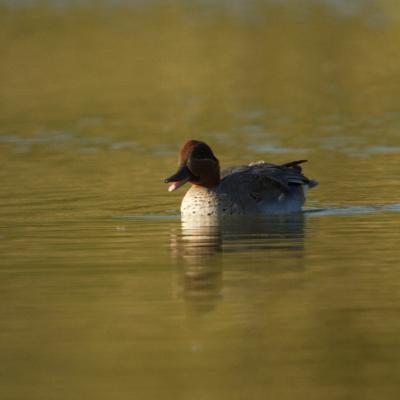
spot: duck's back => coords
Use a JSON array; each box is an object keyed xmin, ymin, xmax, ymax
[
  {"xmin": 181, "ymin": 160, "xmax": 318, "ymax": 218},
  {"xmin": 218, "ymin": 160, "xmax": 317, "ymax": 214}
]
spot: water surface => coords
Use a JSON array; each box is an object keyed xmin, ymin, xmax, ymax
[{"xmin": 1, "ymin": 1, "xmax": 400, "ymax": 399}]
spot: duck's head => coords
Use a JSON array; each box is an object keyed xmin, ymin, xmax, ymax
[{"xmin": 165, "ymin": 140, "xmax": 220, "ymax": 192}]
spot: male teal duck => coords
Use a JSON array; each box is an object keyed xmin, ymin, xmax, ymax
[{"xmin": 165, "ymin": 140, "xmax": 318, "ymax": 218}]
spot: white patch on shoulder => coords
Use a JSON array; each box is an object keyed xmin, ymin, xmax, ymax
[{"xmin": 248, "ymin": 160, "xmax": 265, "ymax": 166}]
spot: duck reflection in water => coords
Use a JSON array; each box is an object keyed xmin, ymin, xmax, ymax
[{"xmin": 170, "ymin": 214, "xmax": 306, "ymax": 315}]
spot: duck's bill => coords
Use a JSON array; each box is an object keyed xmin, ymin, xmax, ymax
[
  {"xmin": 167, "ymin": 178, "xmax": 190, "ymax": 192},
  {"xmin": 164, "ymin": 165, "xmax": 193, "ymax": 192}
]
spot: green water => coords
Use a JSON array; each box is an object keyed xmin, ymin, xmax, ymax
[{"xmin": 1, "ymin": 1, "xmax": 400, "ymax": 399}]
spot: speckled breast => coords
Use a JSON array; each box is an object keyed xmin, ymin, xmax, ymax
[{"xmin": 180, "ymin": 186, "xmax": 231, "ymax": 218}]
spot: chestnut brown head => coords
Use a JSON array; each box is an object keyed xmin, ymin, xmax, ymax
[{"xmin": 165, "ymin": 140, "xmax": 220, "ymax": 191}]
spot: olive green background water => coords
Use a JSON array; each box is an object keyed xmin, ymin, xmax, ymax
[{"xmin": 1, "ymin": 1, "xmax": 400, "ymax": 399}]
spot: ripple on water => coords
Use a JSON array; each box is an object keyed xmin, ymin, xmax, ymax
[
  {"xmin": 118, "ymin": 202, "xmax": 400, "ymax": 222},
  {"xmin": 0, "ymin": 133, "xmax": 138, "ymax": 153},
  {"xmin": 306, "ymin": 204, "xmax": 400, "ymax": 216}
]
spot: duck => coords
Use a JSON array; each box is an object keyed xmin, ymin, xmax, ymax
[{"xmin": 165, "ymin": 139, "xmax": 318, "ymax": 218}]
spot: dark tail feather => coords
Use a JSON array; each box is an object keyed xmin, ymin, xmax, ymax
[
  {"xmin": 281, "ymin": 159, "xmax": 308, "ymax": 168},
  {"xmin": 281, "ymin": 160, "xmax": 308, "ymax": 172}
]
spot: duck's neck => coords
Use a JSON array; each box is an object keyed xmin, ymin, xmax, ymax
[{"xmin": 192, "ymin": 183, "xmax": 219, "ymax": 191}]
